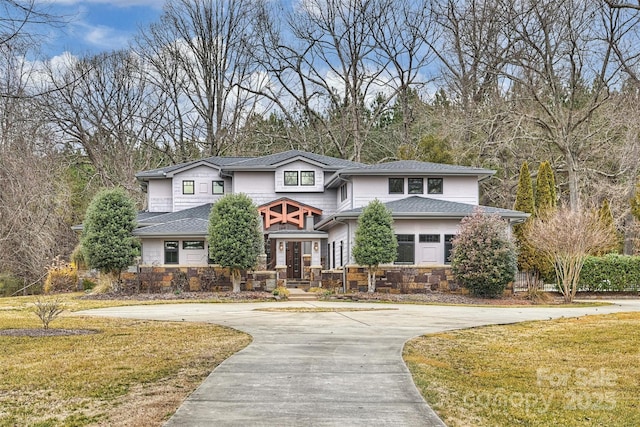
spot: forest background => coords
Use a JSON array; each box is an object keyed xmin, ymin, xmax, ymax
[{"xmin": 3, "ymin": 0, "xmax": 640, "ymax": 287}]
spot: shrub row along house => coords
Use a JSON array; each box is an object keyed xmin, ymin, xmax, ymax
[{"xmin": 131, "ymin": 150, "xmax": 527, "ymax": 292}]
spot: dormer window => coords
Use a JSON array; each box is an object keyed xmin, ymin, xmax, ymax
[
  {"xmin": 284, "ymin": 171, "xmax": 299, "ymax": 186},
  {"xmin": 389, "ymin": 178, "xmax": 404, "ymax": 194},
  {"xmin": 428, "ymin": 178, "xmax": 443, "ymax": 194},
  {"xmin": 301, "ymin": 171, "xmax": 315, "ymax": 186},
  {"xmin": 182, "ymin": 180, "xmax": 195, "ymax": 195},
  {"xmin": 408, "ymin": 178, "xmax": 424, "ymax": 194}
]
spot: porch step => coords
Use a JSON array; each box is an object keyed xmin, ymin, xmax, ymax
[
  {"xmin": 287, "ymin": 287, "xmax": 318, "ymax": 302},
  {"xmin": 286, "ymin": 280, "xmax": 311, "ymax": 289}
]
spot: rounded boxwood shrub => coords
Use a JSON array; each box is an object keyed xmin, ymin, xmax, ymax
[{"xmin": 451, "ymin": 209, "xmax": 517, "ymax": 298}]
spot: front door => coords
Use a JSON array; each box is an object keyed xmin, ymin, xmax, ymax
[{"xmin": 286, "ymin": 241, "xmax": 302, "ymax": 279}]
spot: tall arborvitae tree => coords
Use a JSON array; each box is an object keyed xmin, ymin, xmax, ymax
[
  {"xmin": 352, "ymin": 200, "xmax": 398, "ymax": 293},
  {"xmin": 598, "ymin": 199, "xmax": 622, "ymax": 254},
  {"xmin": 513, "ymin": 162, "xmax": 536, "ymax": 272},
  {"xmin": 535, "ymin": 161, "xmax": 557, "ymax": 216},
  {"xmin": 531, "ymin": 161, "xmax": 559, "ymax": 282},
  {"xmin": 208, "ymin": 194, "xmax": 263, "ymax": 293}
]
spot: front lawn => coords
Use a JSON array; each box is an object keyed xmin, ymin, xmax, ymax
[
  {"xmin": 405, "ymin": 312, "xmax": 640, "ymax": 426},
  {"xmin": 0, "ymin": 294, "xmax": 251, "ymax": 426}
]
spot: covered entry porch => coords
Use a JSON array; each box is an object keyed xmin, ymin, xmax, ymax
[
  {"xmin": 265, "ymin": 230, "xmax": 327, "ymax": 287},
  {"xmin": 258, "ymin": 197, "xmax": 327, "ymax": 287}
]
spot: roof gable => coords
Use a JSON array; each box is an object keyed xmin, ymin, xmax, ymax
[
  {"xmin": 226, "ymin": 150, "xmax": 363, "ymax": 170},
  {"xmin": 136, "ymin": 156, "xmax": 252, "ymax": 179}
]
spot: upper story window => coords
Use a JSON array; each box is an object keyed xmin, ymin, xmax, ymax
[
  {"xmin": 408, "ymin": 178, "xmax": 424, "ymax": 194},
  {"xmin": 340, "ymin": 184, "xmax": 348, "ymax": 202},
  {"xmin": 284, "ymin": 171, "xmax": 299, "ymax": 186},
  {"xmin": 428, "ymin": 178, "xmax": 443, "ymax": 194},
  {"xmin": 182, "ymin": 180, "xmax": 195, "ymax": 195},
  {"xmin": 212, "ymin": 180, "xmax": 224, "ymax": 194},
  {"xmin": 389, "ymin": 178, "xmax": 404, "ymax": 194},
  {"xmin": 301, "ymin": 171, "xmax": 315, "ymax": 186}
]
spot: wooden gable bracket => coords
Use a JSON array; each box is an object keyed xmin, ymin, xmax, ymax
[{"xmin": 258, "ymin": 198, "xmax": 322, "ymax": 230}]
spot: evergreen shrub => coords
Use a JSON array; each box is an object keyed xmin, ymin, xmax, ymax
[
  {"xmin": 451, "ymin": 210, "xmax": 517, "ymax": 298},
  {"xmin": 580, "ymin": 254, "xmax": 640, "ymax": 292},
  {"xmin": 0, "ymin": 273, "xmax": 23, "ymax": 297}
]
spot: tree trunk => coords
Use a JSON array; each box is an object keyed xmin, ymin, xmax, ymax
[
  {"xmin": 564, "ymin": 148, "xmax": 580, "ymax": 211},
  {"xmin": 231, "ymin": 269, "xmax": 241, "ymax": 293},
  {"xmin": 367, "ymin": 267, "xmax": 376, "ymax": 293}
]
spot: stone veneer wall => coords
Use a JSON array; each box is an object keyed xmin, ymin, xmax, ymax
[
  {"xmin": 343, "ymin": 265, "xmax": 461, "ymax": 293},
  {"xmin": 118, "ymin": 265, "xmax": 483, "ymax": 294},
  {"xmin": 120, "ymin": 266, "xmax": 277, "ymax": 293}
]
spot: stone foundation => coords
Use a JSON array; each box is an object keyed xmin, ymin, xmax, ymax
[
  {"xmin": 121, "ymin": 266, "xmax": 276, "ymax": 293},
  {"xmin": 119, "ymin": 264, "xmax": 464, "ymax": 294},
  {"xmin": 343, "ymin": 265, "xmax": 460, "ymax": 294}
]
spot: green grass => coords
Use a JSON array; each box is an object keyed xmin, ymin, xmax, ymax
[
  {"xmin": 0, "ymin": 294, "xmax": 251, "ymax": 426},
  {"xmin": 404, "ymin": 312, "xmax": 640, "ymax": 427}
]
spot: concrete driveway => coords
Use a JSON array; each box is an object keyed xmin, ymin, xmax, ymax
[{"xmin": 79, "ymin": 299, "xmax": 640, "ymax": 427}]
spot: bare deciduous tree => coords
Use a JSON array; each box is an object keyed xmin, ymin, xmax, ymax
[
  {"xmin": 138, "ymin": 0, "xmax": 265, "ymax": 157},
  {"xmin": 33, "ymin": 296, "xmax": 64, "ymax": 329},
  {"xmin": 501, "ymin": 0, "xmax": 634, "ymax": 210},
  {"xmin": 256, "ymin": 0, "xmax": 434, "ymax": 162},
  {"xmin": 527, "ymin": 206, "xmax": 618, "ymax": 303},
  {"xmin": 42, "ymin": 51, "xmax": 166, "ymax": 197},
  {"xmin": 0, "ymin": 36, "xmax": 75, "ymax": 287}
]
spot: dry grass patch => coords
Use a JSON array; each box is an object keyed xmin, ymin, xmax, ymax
[
  {"xmin": 405, "ymin": 312, "xmax": 640, "ymax": 427},
  {"xmin": 0, "ymin": 294, "xmax": 251, "ymax": 426}
]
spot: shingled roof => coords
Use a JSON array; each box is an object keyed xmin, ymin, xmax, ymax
[
  {"xmin": 133, "ymin": 218, "xmax": 209, "ymax": 237},
  {"xmin": 137, "ymin": 204, "xmax": 212, "ymax": 226},
  {"xmin": 134, "ymin": 204, "xmax": 213, "ymax": 236},
  {"xmin": 224, "ymin": 150, "xmax": 363, "ymax": 170},
  {"xmin": 316, "ymin": 196, "xmax": 528, "ymax": 229},
  {"xmin": 135, "ymin": 156, "xmax": 251, "ymax": 179}
]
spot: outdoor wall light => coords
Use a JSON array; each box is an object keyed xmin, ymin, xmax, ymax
[
  {"xmin": 313, "ymin": 242, "xmax": 319, "ymax": 252},
  {"xmin": 279, "ymin": 241, "xmax": 284, "ymax": 251}
]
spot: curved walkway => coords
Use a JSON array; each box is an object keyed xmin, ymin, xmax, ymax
[{"xmin": 79, "ymin": 300, "xmax": 640, "ymax": 427}]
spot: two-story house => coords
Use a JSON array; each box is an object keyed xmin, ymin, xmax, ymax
[{"xmin": 133, "ymin": 150, "xmax": 526, "ymax": 285}]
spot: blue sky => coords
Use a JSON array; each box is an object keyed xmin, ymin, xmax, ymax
[{"xmin": 41, "ymin": 0, "xmax": 163, "ymax": 57}]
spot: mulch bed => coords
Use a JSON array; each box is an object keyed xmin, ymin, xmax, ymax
[
  {"xmin": 81, "ymin": 291, "xmax": 273, "ymax": 302},
  {"xmin": 0, "ymin": 328, "xmax": 100, "ymax": 337},
  {"xmin": 322, "ymin": 292, "xmax": 560, "ymax": 305},
  {"xmin": 80, "ymin": 290, "xmax": 564, "ymax": 305}
]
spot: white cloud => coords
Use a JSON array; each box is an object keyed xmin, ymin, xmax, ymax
[{"xmin": 80, "ymin": 22, "xmax": 131, "ymax": 50}]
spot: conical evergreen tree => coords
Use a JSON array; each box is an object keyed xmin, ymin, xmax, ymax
[
  {"xmin": 598, "ymin": 199, "xmax": 622, "ymax": 254},
  {"xmin": 514, "ymin": 162, "xmax": 535, "ymax": 214},
  {"xmin": 631, "ymin": 181, "xmax": 640, "ymax": 222},
  {"xmin": 535, "ymin": 161, "xmax": 557, "ymax": 216},
  {"xmin": 513, "ymin": 162, "xmax": 536, "ymax": 272}
]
